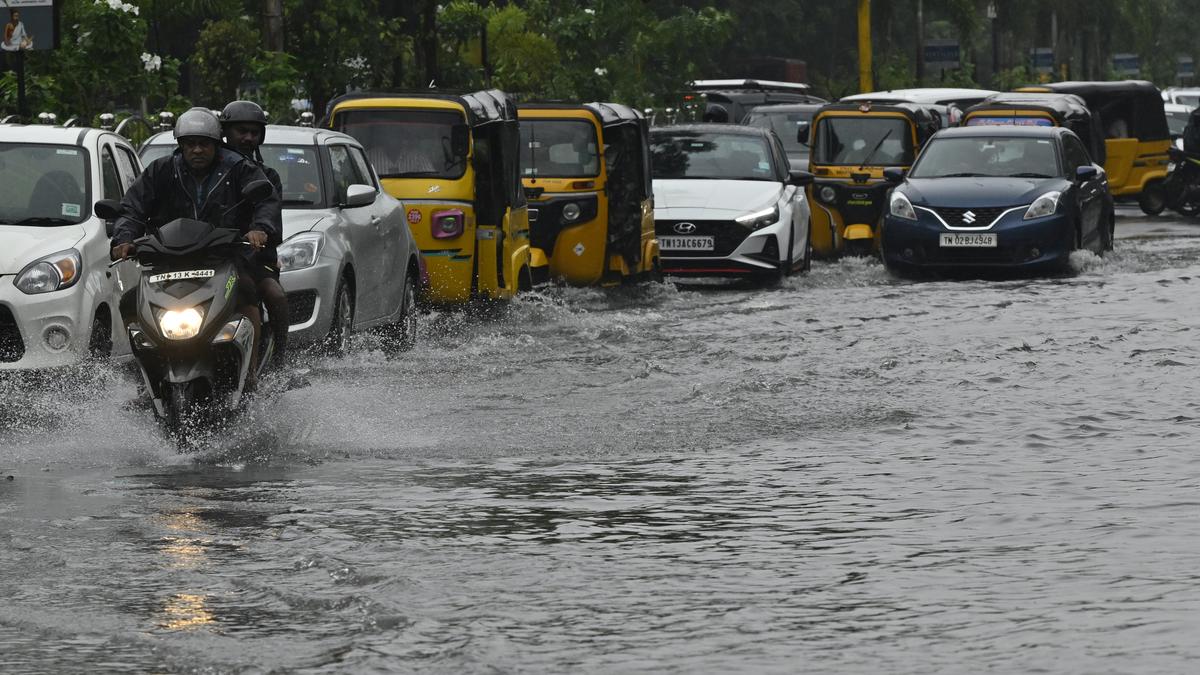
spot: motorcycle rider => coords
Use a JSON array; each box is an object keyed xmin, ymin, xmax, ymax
[
  {"xmin": 110, "ymin": 107, "xmax": 279, "ymax": 388},
  {"xmin": 220, "ymin": 100, "xmax": 289, "ymax": 365}
]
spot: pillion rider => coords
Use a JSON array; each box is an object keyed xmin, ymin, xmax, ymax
[
  {"xmin": 220, "ymin": 100, "xmax": 289, "ymax": 365},
  {"xmin": 109, "ymin": 107, "xmax": 280, "ymax": 385}
]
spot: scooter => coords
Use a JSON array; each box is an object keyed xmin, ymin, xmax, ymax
[
  {"xmin": 96, "ymin": 181, "xmax": 275, "ymax": 445},
  {"xmin": 1164, "ymin": 147, "xmax": 1200, "ymax": 217}
]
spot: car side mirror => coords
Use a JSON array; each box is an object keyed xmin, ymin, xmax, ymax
[
  {"xmin": 788, "ymin": 169, "xmax": 814, "ymax": 186},
  {"xmin": 242, "ymin": 179, "xmax": 275, "ymax": 203},
  {"xmin": 451, "ymin": 124, "xmax": 470, "ymax": 157},
  {"xmin": 883, "ymin": 167, "xmax": 907, "ymax": 184},
  {"xmin": 1075, "ymin": 165, "xmax": 1099, "ymax": 181},
  {"xmin": 344, "ymin": 183, "xmax": 377, "ymax": 208},
  {"xmin": 795, "ymin": 121, "xmax": 810, "ymax": 145}
]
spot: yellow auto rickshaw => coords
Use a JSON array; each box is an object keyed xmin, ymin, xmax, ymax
[
  {"xmin": 805, "ymin": 101, "xmax": 942, "ymax": 256},
  {"xmin": 1017, "ymin": 81, "xmax": 1171, "ymax": 214},
  {"xmin": 961, "ymin": 92, "xmax": 1108, "ymax": 167},
  {"xmin": 517, "ymin": 102, "xmax": 659, "ymax": 285},
  {"xmin": 325, "ymin": 90, "xmax": 532, "ymax": 304}
]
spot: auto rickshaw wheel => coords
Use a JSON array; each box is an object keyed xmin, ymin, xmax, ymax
[{"xmin": 1138, "ymin": 181, "xmax": 1167, "ymax": 216}]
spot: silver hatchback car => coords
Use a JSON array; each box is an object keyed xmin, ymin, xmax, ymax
[{"xmin": 141, "ymin": 126, "xmax": 421, "ymax": 353}]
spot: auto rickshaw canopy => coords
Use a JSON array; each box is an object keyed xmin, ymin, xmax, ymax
[
  {"xmin": 1017, "ymin": 80, "xmax": 1169, "ymax": 143},
  {"xmin": 963, "ymin": 92, "xmax": 1107, "ymax": 165},
  {"xmin": 810, "ymin": 101, "xmax": 943, "ymax": 148},
  {"xmin": 323, "ymin": 89, "xmax": 519, "ymax": 127}
]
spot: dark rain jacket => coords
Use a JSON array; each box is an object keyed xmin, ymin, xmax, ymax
[{"xmin": 111, "ymin": 148, "xmax": 279, "ymax": 262}]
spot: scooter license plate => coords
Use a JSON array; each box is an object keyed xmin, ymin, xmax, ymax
[
  {"xmin": 149, "ymin": 269, "xmax": 216, "ymax": 283},
  {"xmin": 660, "ymin": 236, "xmax": 715, "ymax": 251},
  {"xmin": 940, "ymin": 233, "xmax": 997, "ymax": 248}
]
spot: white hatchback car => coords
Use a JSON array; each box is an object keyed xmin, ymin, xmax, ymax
[
  {"xmin": 141, "ymin": 125, "xmax": 421, "ymax": 352},
  {"xmin": 650, "ymin": 124, "xmax": 813, "ymax": 280},
  {"xmin": 0, "ymin": 124, "xmax": 142, "ymax": 370}
]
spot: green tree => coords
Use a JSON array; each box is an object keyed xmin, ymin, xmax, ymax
[{"xmin": 193, "ymin": 18, "xmax": 260, "ymax": 104}]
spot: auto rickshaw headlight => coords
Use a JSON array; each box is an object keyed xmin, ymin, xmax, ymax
[
  {"xmin": 561, "ymin": 202, "xmax": 582, "ymax": 222},
  {"xmin": 1023, "ymin": 191, "xmax": 1061, "ymax": 220},
  {"xmin": 889, "ymin": 192, "xmax": 917, "ymax": 221},
  {"xmin": 818, "ymin": 185, "xmax": 838, "ymax": 204},
  {"xmin": 433, "ymin": 209, "xmax": 465, "ymax": 239}
]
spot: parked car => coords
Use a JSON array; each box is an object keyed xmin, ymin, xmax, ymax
[
  {"xmin": 1165, "ymin": 102, "xmax": 1191, "ymax": 149},
  {"xmin": 140, "ymin": 125, "xmax": 422, "ymax": 353},
  {"xmin": 742, "ymin": 103, "xmax": 822, "ymax": 169},
  {"xmin": 1161, "ymin": 87, "xmax": 1200, "ymax": 109},
  {"xmin": 650, "ymin": 124, "xmax": 813, "ymax": 280},
  {"xmin": 881, "ymin": 125, "xmax": 1113, "ymax": 276},
  {"xmin": 0, "ymin": 124, "xmax": 144, "ymax": 370},
  {"xmin": 684, "ymin": 79, "xmax": 826, "ymax": 124}
]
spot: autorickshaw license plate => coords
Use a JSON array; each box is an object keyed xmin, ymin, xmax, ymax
[
  {"xmin": 939, "ymin": 233, "xmax": 997, "ymax": 248},
  {"xmin": 660, "ymin": 236, "xmax": 715, "ymax": 251}
]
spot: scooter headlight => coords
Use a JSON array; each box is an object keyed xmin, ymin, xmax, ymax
[
  {"xmin": 889, "ymin": 191, "xmax": 917, "ymax": 220},
  {"xmin": 1024, "ymin": 191, "xmax": 1061, "ymax": 220},
  {"xmin": 14, "ymin": 249, "xmax": 81, "ymax": 295},
  {"xmin": 159, "ymin": 307, "xmax": 204, "ymax": 340}
]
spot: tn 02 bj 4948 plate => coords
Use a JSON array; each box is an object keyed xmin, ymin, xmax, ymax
[{"xmin": 939, "ymin": 233, "xmax": 997, "ymax": 248}]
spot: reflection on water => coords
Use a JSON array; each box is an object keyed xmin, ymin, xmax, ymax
[{"xmin": 3, "ymin": 217, "xmax": 1200, "ymax": 672}]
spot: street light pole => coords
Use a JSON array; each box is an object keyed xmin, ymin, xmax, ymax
[{"xmin": 857, "ymin": 0, "xmax": 872, "ymax": 93}]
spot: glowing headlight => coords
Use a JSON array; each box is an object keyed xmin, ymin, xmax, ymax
[
  {"xmin": 889, "ymin": 191, "xmax": 917, "ymax": 220},
  {"xmin": 818, "ymin": 185, "xmax": 838, "ymax": 204},
  {"xmin": 14, "ymin": 249, "xmax": 81, "ymax": 295},
  {"xmin": 278, "ymin": 232, "xmax": 323, "ymax": 271},
  {"xmin": 159, "ymin": 307, "xmax": 204, "ymax": 340},
  {"xmin": 562, "ymin": 202, "xmax": 582, "ymax": 222},
  {"xmin": 735, "ymin": 205, "xmax": 780, "ymax": 230},
  {"xmin": 1024, "ymin": 191, "xmax": 1061, "ymax": 220}
]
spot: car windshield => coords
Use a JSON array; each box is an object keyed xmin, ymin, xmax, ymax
[
  {"xmin": 333, "ymin": 109, "xmax": 467, "ymax": 179},
  {"xmin": 744, "ymin": 111, "xmax": 811, "ymax": 153},
  {"xmin": 1167, "ymin": 111, "xmax": 1191, "ymax": 136},
  {"xmin": 910, "ymin": 136, "xmax": 1060, "ymax": 178},
  {"xmin": 812, "ymin": 116, "xmax": 914, "ymax": 166},
  {"xmin": 650, "ymin": 131, "xmax": 776, "ymax": 181},
  {"xmin": 260, "ymin": 145, "xmax": 324, "ymax": 206},
  {"xmin": 139, "ymin": 144, "xmax": 173, "ymax": 166},
  {"xmin": 0, "ymin": 143, "xmax": 89, "ymax": 226},
  {"xmin": 520, "ymin": 119, "xmax": 600, "ymax": 178}
]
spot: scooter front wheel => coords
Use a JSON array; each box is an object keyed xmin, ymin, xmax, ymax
[{"xmin": 165, "ymin": 382, "xmax": 195, "ymax": 448}]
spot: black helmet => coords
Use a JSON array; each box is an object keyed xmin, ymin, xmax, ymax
[
  {"xmin": 173, "ymin": 107, "xmax": 222, "ymax": 143},
  {"xmin": 220, "ymin": 100, "xmax": 268, "ymax": 144}
]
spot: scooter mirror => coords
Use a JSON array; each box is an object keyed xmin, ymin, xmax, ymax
[
  {"xmin": 242, "ymin": 179, "xmax": 274, "ymax": 204},
  {"xmin": 95, "ymin": 199, "xmax": 123, "ymax": 222}
]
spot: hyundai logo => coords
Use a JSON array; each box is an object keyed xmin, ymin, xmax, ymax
[
  {"xmin": 962, "ymin": 210, "xmax": 977, "ymax": 224},
  {"xmin": 674, "ymin": 222, "xmax": 697, "ymax": 234}
]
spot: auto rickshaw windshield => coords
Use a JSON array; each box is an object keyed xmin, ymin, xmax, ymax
[
  {"xmin": 334, "ymin": 109, "xmax": 468, "ymax": 179},
  {"xmin": 813, "ymin": 117, "xmax": 914, "ymax": 166},
  {"xmin": 519, "ymin": 119, "xmax": 600, "ymax": 178}
]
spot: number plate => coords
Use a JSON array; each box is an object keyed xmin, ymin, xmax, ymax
[
  {"xmin": 939, "ymin": 233, "xmax": 997, "ymax": 248},
  {"xmin": 148, "ymin": 269, "xmax": 215, "ymax": 283},
  {"xmin": 660, "ymin": 236, "xmax": 715, "ymax": 251}
]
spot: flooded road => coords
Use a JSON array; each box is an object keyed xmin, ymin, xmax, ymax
[{"xmin": 4, "ymin": 207, "xmax": 1200, "ymax": 673}]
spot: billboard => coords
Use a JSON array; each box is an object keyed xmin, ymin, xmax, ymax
[
  {"xmin": 924, "ymin": 39, "xmax": 960, "ymax": 73},
  {"xmin": 2, "ymin": 0, "xmax": 56, "ymax": 52}
]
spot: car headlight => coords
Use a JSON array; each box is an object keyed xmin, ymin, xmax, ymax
[
  {"xmin": 1024, "ymin": 191, "xmax": 1061, "ymax": 220},
  {"xmin": 278, "ymin": 232, "xmax": 323, "ymax": 271},
  {"xmin": 159, "ymin": 307, "xmax": 204, "ymax": 340},
  {"xmin": 889, "ymin": 191, "xmax": 917, "ymax": 220},
  {"xmin": 14, "ymin": 249, "xmax": 81, "ymax": 295},
  {"xmin": 818, "ymin": 185, "xmax": 838, "ymax": 204},
  {"xmin": 735, "ymin": 205, "xmax": 780, "ymax": 230}
]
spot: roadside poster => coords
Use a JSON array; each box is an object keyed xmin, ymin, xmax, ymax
[
  {"xmin": 924, "ymin": 39, "xmax": 960, "ymax": 75},
  {"xmin": 1178, "ymin": 55, "xmax": 1194, "ymax": 81},
  {"xmin": 2, "ymin": 0, "xmax": 56, "ymax": 53},
  {"xmin": 1113, "ymin": 53, "xmax": 1140, "ymax": 77},
  {"xmin": 1030, "ymin": 48, "xmax": 1054, "ymax": 75}
]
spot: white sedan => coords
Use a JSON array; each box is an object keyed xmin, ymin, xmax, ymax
[
  {"xmin": 0, "ymin": 124, "xmax": 142, "ymax": 369},
  {"xmin": 650, "ymin": 124, "xmax": 813, "ymax": 280},
  {"xmin": 141, "ymin": 126, "xmax": 421, "ymax": 353}
]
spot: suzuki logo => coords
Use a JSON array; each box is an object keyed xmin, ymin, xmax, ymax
[
  {"xmin": 962, "ymin": 210, "xmax": 977, "ymax": 224},
  {"xmin": 674, "ymin": 222, "xmax": 697, "ymax": 234}
]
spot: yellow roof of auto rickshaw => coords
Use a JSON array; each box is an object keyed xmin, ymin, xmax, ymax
[{"xmin": 324, "ymin": 89, "xmax": 518, "ymax": 126}]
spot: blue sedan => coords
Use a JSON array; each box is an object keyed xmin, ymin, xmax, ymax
[{"xmin": 881, "ymin": 125, "xmax": 1113, "ymax": 275}]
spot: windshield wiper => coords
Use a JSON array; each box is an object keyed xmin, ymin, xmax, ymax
[
  {"xmin": 6, "ymin": 216, "xmax": 77, "ymax": 226},
  {"xmin": 934, "ymin": 172, "xmax": 987, "ymax": 178},
  {"xmin": 858, "ymin": 128, "xmax": 894, "ymax": 170},
  {"xmin": 281, "ymin": 199, "xmax": 316, "ymax": 206},
  {"xmin": 1009, "ymin": 172, "xmax": 1054, "ymax": 178}
]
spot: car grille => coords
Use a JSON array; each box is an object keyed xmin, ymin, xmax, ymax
[
  {"xmin": 931, "ymin": 206, "xmax": 1017, "ymax": 228},
  {"xmin": 0, "ymin": 305, "xmax": 24, "ymax": 363},
  {"xmin": 655, "ymin": 220, "xmax": 749, "ymax": 257},
  {"xmin": 286, "ymin": 290, "xmax": 318, "ymax": 326}
]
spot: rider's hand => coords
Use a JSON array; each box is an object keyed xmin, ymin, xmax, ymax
[
  {"xmin": 246, "ymin": 230, "xmax": 268, "ymax": 250},
  {"xmin": 110, "ymin": 243, "xmax": 135, "ymax": 261}
]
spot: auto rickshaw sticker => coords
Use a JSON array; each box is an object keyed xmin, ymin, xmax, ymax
[
  {"xmin": 427, "ymin": 185, "xmax": 441, "ymax": 193},
  {"xmin": 574, "ymin": 243, "xmax": 586, "ymax": 256},
  {"xmin": 408, "ymin": 208, "xmax": 422, "ymax": 224}
]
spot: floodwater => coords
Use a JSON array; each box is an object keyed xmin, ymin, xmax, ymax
[{"xmin": 3, "ymin": 207, "xmax": 1200, "ymax": 673}]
